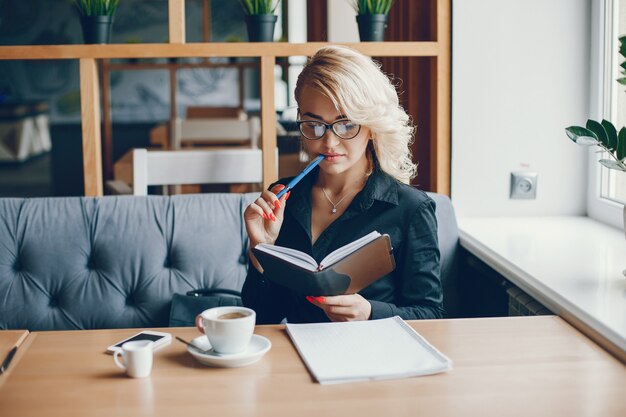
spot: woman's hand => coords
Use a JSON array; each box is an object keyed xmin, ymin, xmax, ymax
[
  {"xmin": 195, "ymin": 314, "xmax": 204, "ymax": 334},
  {"xmin": 305, "ymin": 294, "xmax": 372, "ymax": 322},
  {"xmin": 244, "ymin": 185, "xmax": 289, "ymax": 271}
]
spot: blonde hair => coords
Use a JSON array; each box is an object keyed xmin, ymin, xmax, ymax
[{"xmin": 294, "ymin": 45, "xmax": 416, "ymax": 184}]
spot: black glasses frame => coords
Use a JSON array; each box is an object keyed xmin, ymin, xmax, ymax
[{"xmin": 296, "ymin": 119, "xmax": 362, "ymax": 140}]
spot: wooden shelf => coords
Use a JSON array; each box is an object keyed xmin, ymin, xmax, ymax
[
  {"xmin": 0, "ymin": 0, "xmax": 450, "ymax": 197},
  {"xmin": 0, "ymin": 42, "xmax": 440, "ymax": 60}
]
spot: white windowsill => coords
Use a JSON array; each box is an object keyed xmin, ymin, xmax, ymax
[{"xmin": 458, "ymin": 216, "xmax": 626, "ymax": 357}]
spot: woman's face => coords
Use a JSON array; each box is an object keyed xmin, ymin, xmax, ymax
[{"xmin": 297, "ymin": 85, "xmax": 371, "ymax": 177}]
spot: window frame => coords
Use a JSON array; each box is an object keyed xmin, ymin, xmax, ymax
[{"xmin": 587, "ymin": 0, "xmax": 625, "ymax": 230}]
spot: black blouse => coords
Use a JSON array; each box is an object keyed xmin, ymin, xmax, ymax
[{"xmin": 241, "ymin": 165, "xmax": 444, "ymax": 324}]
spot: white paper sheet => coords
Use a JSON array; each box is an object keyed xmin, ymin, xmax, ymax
[{"xmin": 285, "ymin": 316, "xmax": 452, "ymax": 384}]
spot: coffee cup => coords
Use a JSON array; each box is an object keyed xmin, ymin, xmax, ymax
[
  {"xmin": 114, "ymin": 340, "xmax": 153, "ymax": 378},
  {"xmin": 196, "ymin": 306, "xmax": 256, "ymax": 354}
]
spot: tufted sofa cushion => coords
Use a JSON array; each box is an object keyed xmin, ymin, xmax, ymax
[{"xmin": 0, "ymin": 193, "xmax": 256, "ymax": 331}]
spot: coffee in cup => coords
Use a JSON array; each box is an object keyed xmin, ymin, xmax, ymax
[
  {"xmin": 217, "ymin": 312, "xmax": 250, "ymax": 320},
  {"xmin": 199, "ymin": 306, "xmax": 255, "ymax": 354}
]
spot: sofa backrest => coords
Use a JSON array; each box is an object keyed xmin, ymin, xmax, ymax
[
  {"xmin": 426, "ymin": 192, "xmax": 461, "ymax": 318},
  {"xmin": 0, "ymin": 192, "xmax": 460, "ymax": 330},
  {"xmin": 0, "ymin": 193, "xmax": 255, "ymax": 330}
]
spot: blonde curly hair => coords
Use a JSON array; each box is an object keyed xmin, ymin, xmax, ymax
[{"xmin": 294, "ymin": 45, "xmax": 416, "ymax": 184}]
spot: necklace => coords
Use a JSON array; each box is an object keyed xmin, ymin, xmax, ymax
[{"xmin": 321, "ymin": 187, "xmax": 350, "ymax": 214}]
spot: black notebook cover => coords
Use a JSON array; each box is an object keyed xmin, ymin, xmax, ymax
[{"xmin": 252, "ymin": 235, "xmax": 395, "ymax": 296}]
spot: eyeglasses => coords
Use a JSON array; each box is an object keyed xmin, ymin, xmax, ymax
[{"xmin": 296, "ymin": 119, "xmax": 361, "ymax": 140}]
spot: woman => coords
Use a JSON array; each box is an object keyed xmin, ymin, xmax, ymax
[{"xmin": 242, "ymin": 45, "xmax": 443, "ymax": 324}]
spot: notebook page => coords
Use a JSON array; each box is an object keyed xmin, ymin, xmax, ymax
[
  {"xmin": 319, "ymin": 231, "xmax": 381, "ymax": 269},
  {"xmin": 254, "ymin": 244, "xmax": 318, "ymax": 271},
  {"xmin": 286, "ymin": 317, "xmax": 452, "ymax": 384}
]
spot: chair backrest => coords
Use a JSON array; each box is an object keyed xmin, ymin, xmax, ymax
[
  {"xmin": 172, "ymin": 117, "xmax": 261, "ymax": 149},
  {"xmin": 132, "ymin": 148, "xmax": 263, "ymax": 196},
  {"xmin": 426, "ymin": 192, "xmax": 461, "ymax": 318}
]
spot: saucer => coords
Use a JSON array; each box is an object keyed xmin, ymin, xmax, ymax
[{"xmin": 188, "ymin": 335, "xmax": 271, "ymax": 368}]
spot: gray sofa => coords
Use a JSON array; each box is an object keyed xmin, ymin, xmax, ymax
[{"xmin": 0, "ymin": 192, "xmax": 459, "ymax": 330}]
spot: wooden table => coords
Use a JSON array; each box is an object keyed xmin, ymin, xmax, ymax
[
  {"xmin": 0, "ymin": 330, "xmax": 29, "ymax": 389},
  {"xmin": 0, "ymin": 317, "xmax": 624, "ymax": 417}
]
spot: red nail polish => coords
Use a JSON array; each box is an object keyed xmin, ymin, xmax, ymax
[
  {"xmin": 274, "ymin": 200, "xmax": 281, "ymax": 209},
  {"xmin": 262, "ymin": 212, "xmax": 268, "ymax": 220},
  {"xmin": 270, "ymin": 213, "xmax": 276, "ymax": 221},
  {"xmin": 305, "ymin": 296, "xmax": 313, "ymax": 303},
  {"xmin": 285, "ymin": 191, "xmax": 291, "ymax": 200},
  {"xmin": 314, "ymin": 296, "xmax": 325, "ymax": 303}
]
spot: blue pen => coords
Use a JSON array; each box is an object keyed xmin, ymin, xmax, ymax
[{"xmin": 276, "ymin": 155, "xmax": 325, "ymax": 199}]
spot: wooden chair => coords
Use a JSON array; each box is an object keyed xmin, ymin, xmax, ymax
[
  {"xmin": 131, "ymin": 148, "xmax": 264, "ymax": 196},
  {"xmin": 171, "ymin": 116, "xmax": 261, "ymax": 149}
]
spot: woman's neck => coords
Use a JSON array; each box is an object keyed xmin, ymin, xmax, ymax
[{"xmin": 316, "ymin": 155, "xmax": 369, "ymax": 196}]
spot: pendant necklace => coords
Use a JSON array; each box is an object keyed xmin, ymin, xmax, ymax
[{"xmin": 321, "ymin": 187, "xmax": 349, "ymax": 215}]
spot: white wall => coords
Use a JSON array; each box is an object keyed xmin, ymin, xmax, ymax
[
  {"xmin": 452, "ymin": 0, "xmax": 591, "ymax": 217},
  {"xmin": 327, "ymin": 0, "xmax": 359, "ymax": 42}
]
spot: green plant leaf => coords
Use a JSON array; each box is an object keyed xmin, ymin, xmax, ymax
[
  {"xmin": 599, "ymin": 159, "xmax": 626, "ymax": 171},
  {"xmin": 618, "ymin": 77, "xmax": 626, "ymax": 86},
  {"xmin": 620, "ymin": 36, "xmax": 626, "ymax": 58},
  {"xmin": 565, "ymin": 126, "xmax": 599, "ymax": 145},
  {"xmin": 72, "ymin": 0, "xmax": 119, "ymax": 16},
  {"xmin": 586, "ymin": 119, "xmax": 609, "ymax": 148},
  {"xmin": 618, "ymin": 127, "xmax": 626, "ymax": 161},
  {"xmin": 601, "ymin": 119, "xmax": 618, "ymax": 151},
  {"xmin": 353, "ymin": 0, "xmax": 394, "ymax": 15}
]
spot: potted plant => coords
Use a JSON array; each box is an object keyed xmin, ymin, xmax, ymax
[
  {"xmin": 239, "ymin": 0, "xmax": 280, "ymax": 43},
  {"xmin": 352, "ymin": 0, "xmax": 395, "ymax": 42},
  {"xmin": 565, "ymin": 36, "xmax": 626, "ymax": 260},
  {"xmin": 72, "ymin": 0, "xmax": 120, "ymax": 44}
]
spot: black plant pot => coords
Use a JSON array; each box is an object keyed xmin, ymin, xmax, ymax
[
  {"xmin": 245, "ymin": 14, "xmax": 277, "ymax": 42},
  {"xmin": 81, "ymin": 15, "xmax": 114, "ymax": 44},
  {"xmin": 356, "ymin": 14, "xmax": 388, "ymax": 42}
]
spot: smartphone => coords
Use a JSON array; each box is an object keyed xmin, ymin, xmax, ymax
[{"xmin": 106, "ymin": 330, "xmax": 172, "ymax": 354}]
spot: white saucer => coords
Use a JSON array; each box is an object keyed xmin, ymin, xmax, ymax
[{"xmin": 187, "ymin": 335, "xmax": 271, "ymax": 368}]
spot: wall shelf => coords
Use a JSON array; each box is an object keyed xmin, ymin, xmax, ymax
[
  {"xmin": 0, "ymin": 0, "xmax": 450, "ymax": 198},
  {"xmin": 0, "ymin": 42, "xmax": 441, "ymax": 60}
]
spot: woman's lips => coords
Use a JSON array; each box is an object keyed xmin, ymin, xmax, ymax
[{"xmin": 323, "ymin": 153, "xmax": 343, "ymax": 162}]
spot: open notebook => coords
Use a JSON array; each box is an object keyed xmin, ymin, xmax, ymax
[
  {"xmin": 285, "ymin": 316, "xmax": 452, "ymax": 385},
  {"xmin": 253, "ymin": 231, "xmax": 395, "ymax": 296}
]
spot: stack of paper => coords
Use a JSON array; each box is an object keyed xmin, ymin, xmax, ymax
[{"xmin": 285, "ymin": 316, "xmax": 452, "ymax": 385}]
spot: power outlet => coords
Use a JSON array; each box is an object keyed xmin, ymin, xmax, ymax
[{"xmin": 510, "ymin": 172, "xmax": 537, "ymax": 199}]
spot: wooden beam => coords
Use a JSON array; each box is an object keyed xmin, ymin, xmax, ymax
[
  {"xmin": 79, "ymin": 58, "xmax": 103, "ymax": 197},
  {"xmin": 0, "ymin": 42, "xmax": 440, "ymax": 60},
  {"xmin": 260, "ymin": 56, "xmax": 277, "ymax": 188},
  {"xmin": 433, "ymin": 0, "xmax": 451, "ymax": 195},
  {"xmin": 202, "ymin": 0, "xmax": 211, "ymax": 42},
  {"xmin": 101, "ymin": 59, "xmax": 113, "ymax": 182},
  {"xmin": 168, "ymin": 0, "xmax": 186, "ymax": 44}
]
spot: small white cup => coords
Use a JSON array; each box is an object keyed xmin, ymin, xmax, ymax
[
  {"xmin": 197, "ymin": 306, "xmax": 256, "ymax": 354},
  {"xmin": 114, "ymin": 340, "xmax": 154, "ymax": 378}
]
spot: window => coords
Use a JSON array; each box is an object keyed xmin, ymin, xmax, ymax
[
  {"xmin": 588, "ymin": 0, "xmax": 625, "ymax": 229},
  {"xmin": 602, "ymin": 0, "xmax": 626, "ymax": 204}
]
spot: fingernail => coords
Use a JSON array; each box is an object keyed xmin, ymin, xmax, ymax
[
  {"xmin": 274, "ymin": 200, "xmax": 281, "ymax": 209},
  {"xmin": 270, "ymin": 213, "xmax": 276, "ymax": 221},
  {"xmin": 314, "ymin": 296, "xmax": 325, "ymax": 303},
  {"xmin": 262, "ymin": 213, "xmax": 268, "ymax": 220},
  {"xmin": 285, "ymin": 191, "xmax": 291, "ymax": 201},
  {"xmin": 305, "ymin": 296, "xmax": 314, "ymax": 303}
]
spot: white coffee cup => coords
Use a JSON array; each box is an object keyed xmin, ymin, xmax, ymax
[
  {"xmin": 114, "ymin": 340, "xmax": 154, "ymax": 378},
  {"xmin": 197, "ymin": 306, "xmax": 256, "ymax": 354}
]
